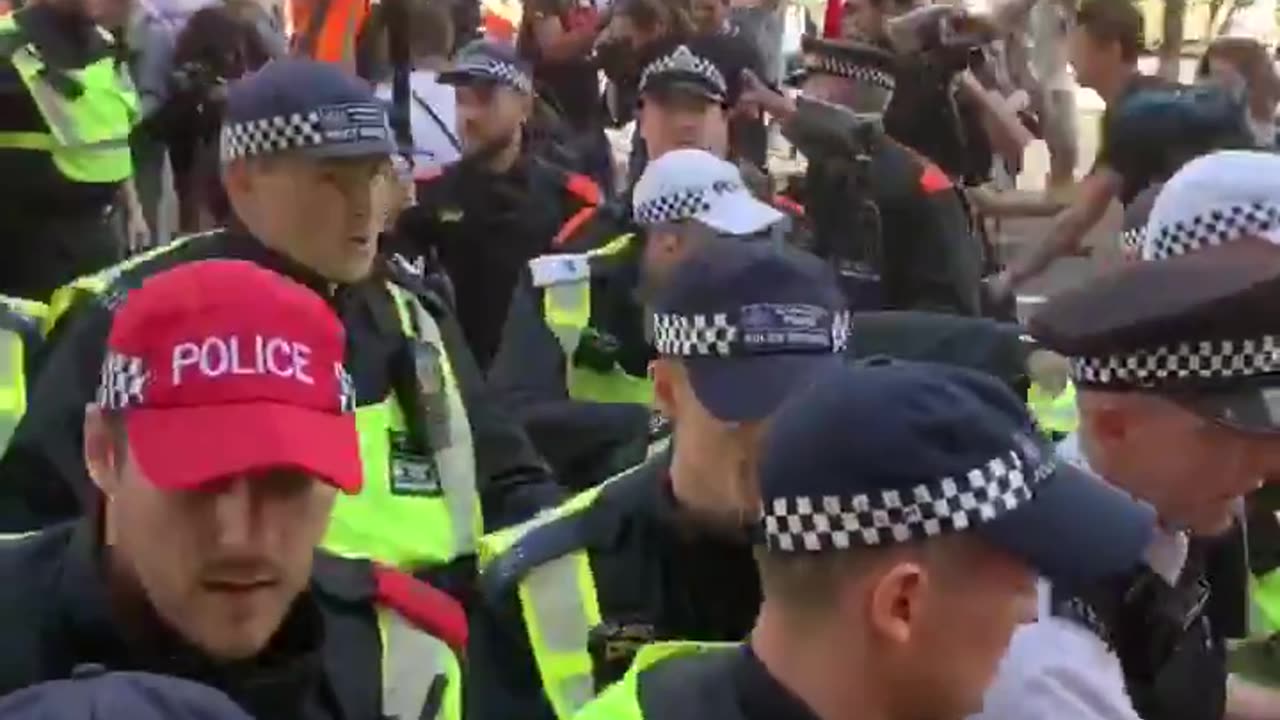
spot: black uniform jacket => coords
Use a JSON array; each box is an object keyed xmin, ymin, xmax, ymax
[
  {"xmin": 0, "ymin": 230, "xmax": 563, "ymax": 532},
  {"xmin": 467, "ymin": 451, "xmax": 761, "ymax": 720},
  {"xmin": 803, "ymin": 138, "xmax": 984, "ymax": 316},
  {"xmin": 486, "ymin": 200, "xmax": 654, "ymax": 491},
  {"xmin": 392, "ymin": 154, "xmax": 599, "ymax": 370},
  {"xmin": 626, "ymin": 645, "xmax": 823, "ymax": 720},
  {"xmin": 0, "ymin": 521, "xmax": 427, "ymax": 720}
]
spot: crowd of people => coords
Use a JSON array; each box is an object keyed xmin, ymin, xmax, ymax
[{"xmin": 2, "ymin": 0, "xmax": 1280, "ymax": 717}]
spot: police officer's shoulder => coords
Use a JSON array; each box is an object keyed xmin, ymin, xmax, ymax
[
  {"xmin": 0, "ymin": 527, "xmax": 76, "ymax": 692},
  {"xmin": 530, "ymin": 155, "xmax": 603, "ymax": 209},
  {"xmin": 311, "ymin": 552, "xmax": 468, "ymax": 654},
  {"xmin": 480, "ymin": 456, "xmax": 660, "ymax": 598},
  {"xmin": 0, "ymin": 525, "xmax": 75, "ymax": 639},
  {"xmin": 548, "ymin": 197, "xmax": 636, "ymax": 255},
  {"xmin": 881, "ymin": 138, "xmax": 955, "ymax": 198},
  {"xmin": 47, "ymin": 231, "xmax": 225, "ymax": 332}
]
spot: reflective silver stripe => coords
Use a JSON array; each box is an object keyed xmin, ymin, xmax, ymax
[
  {"xmin": 15, "ymin": 47, "xmax": 90, "ymax": 147},
  {"xmin": 544, "ymin": 280, "xmax": 590, "ymax": 357},
  {"xmin": 523, "ymin": 553, "xmax": 599, "ymax": 718},
  {"xmin": 391, "ymin": 285, "xmax": 480, "ymax": 558},
  {"xmin": 380, "ymin": 609, "xmax": 452, "ymax": 719},
  {"xmin": 0, "ymin": 330, "xmax": 21, "ymax": 452}
]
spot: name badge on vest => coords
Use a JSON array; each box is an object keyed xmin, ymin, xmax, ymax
[
  {"xmin": 389, "ymin": 430, "xmax": 443, "ymax": 496},
  {"xmin": 588, "ymin": 621, "xmax": 656, "ymax": 688}
]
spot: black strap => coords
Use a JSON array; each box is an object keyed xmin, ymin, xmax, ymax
[
  {"xmin": 411, "ymin": 89, "xmax": 462, "ymax": 154},
  {"xmin": 385, "ymin": 0, "xmax": 412, "ymax": 158}
]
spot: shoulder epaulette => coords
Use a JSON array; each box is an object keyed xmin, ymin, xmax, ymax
[
  {"xmin": 918, "ymin": 162, "xmax": 953, "ymax": 195},
  {"xmin": 480, "ymin": 509, "xmax": 591, "ymax": 603},
  {"xmin": 562, "ymin": 171, "xmax": 602, "ymax": 206},
  {"xmin": 373, "ymin": 563, "xmax": 469, "ymax": 653},
  {"xmin": 480, "ymin": 457, "xmax": 658, "ymax": 600}
]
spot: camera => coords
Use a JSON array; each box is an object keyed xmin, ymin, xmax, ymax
[{"xmin": 888, "ymin": 6, "xmax": 994, "ymax": 76}]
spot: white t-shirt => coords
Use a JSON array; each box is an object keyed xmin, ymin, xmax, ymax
[
  {"xmin": 969, "ymin": 436, "xmax": 1188, "ymax": 720},
  {"xmin": 376, "ymin": 70, "xmax": 461, "ymax": 179}
]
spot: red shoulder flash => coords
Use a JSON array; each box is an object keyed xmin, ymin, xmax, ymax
[
  {"xmin": 552, "ymin": 206, "xmax": 598, "ymax": 248},
  {"xmin": 373, "ymin": 564, "xmax": 469, "ymax": 654},
  {"xmin": 564, "ymin": 172, "xmax": 603, "ymax": 206},
  {"xmin": 772, "ymin": 194, "xmax": 805, "ymax": 217},
  {"xmin": 918, "ymin": 164, "xmax": 953, "ymax": 195}
]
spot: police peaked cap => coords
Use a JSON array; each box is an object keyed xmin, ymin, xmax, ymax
[
  {"xmin": 791, "ymin": 36, "xmax": 897, "ymax": 91},
  {"xmin": 1028, "ymin": 239, "xmax": 1280, "ymax": 393}
]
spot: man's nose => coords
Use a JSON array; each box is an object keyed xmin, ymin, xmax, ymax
[{"xmin": 211, "ymin": 478, "xmax": 258, "ymax": 550}]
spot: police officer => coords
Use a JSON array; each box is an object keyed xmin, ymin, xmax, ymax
[
  {"xmin": 0, "ymin": 0, "xmax": 140, "ymax": 301},
  {"xmin": 0, "ymin": 59, "xmax": 561, "ymax": 602},
  {"xmin": 778, "ymin": 37, "xmax": 984, "ymax": 316},
  {"xmin": 975, "ymin": 150, "xmax": 1280, "ymax": 720},
  {"xmin": 391, "ymin": 39, "xmax": 601, "ymax": 370},
  {"xmin": 487, "ymin": 41, "xmax": 765, "ymax": 491},
  {"xmin": 0, "ymin": 259, "xmax": 467, "ymax": 720},
  {"xmin": 469, "ymin": 211, "xmax": 849, "ymax": 719},
  {"xmin": 0, "ymin": 294, "xmax": 47, "ymax": 456},
  {"xmin": 576, "ymin": 359, "xmax": 1156, "ymax": 719}
]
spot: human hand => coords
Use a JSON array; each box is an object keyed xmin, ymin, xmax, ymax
[{"xmin": 126, "ymin": 207, "xmax": 151, "ymax": 254}]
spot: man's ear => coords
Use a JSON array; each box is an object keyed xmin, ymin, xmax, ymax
[
  {"xmin": 865, "ymin": 559, "xmax": 927, "ymax": 647},
  {"xmin": 1080, "ymin": 393, "xmax": 1128, "ymax": 449},
  {"xmin": 83, "ymin": 406, "xmax": 120, "ymax": 496},
  {"xmin": 651, "ymin": 358, "xmax": 681, "ymax": 422},
  {"xmin": 221, "ymin": 158, "xmax": 253, "ymax": 199}
]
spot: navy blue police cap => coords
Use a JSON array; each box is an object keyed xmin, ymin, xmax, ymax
[
  {"xmin": 439, "ymin": 39, "xmax": 533, "ymax": 94},
  {"xmin": 220, "ymin": 58, "xmax": 395, "ymax": 163},
  {"xmin": 758, "ymin": 360, "xmax": 1156, "ymax": 587},
  {"xmin": 650, "ymin": 240, "xmax": 848, "ymax": 422},
  {"xmin": 639, "ymin": 40, "xmax": 729, "ymax": 106},
  {"xmin": 0, "ymin": 666, "xmax": 253, "ymax": 719}
]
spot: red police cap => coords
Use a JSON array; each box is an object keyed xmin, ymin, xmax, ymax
[{"xmin": 98, "ymin": 259, "xmax": 363, "ymax": 494}]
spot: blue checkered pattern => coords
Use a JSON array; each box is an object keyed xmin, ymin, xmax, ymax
[
  {"xmin": 634, "ymin": 178, "xmax": 743, "ymax": 226},
  {"xmin": 1145, "ymin": 202, "xmax": 1280, "ymax": 259},
  {"xmin": 639, "ymin": 44, "xmax": 728, "ymax": 99},
  {"xmin": 1070, "ymin": 334, "xmax": 1280, "ymax": 385},
  {"xmin": 652, "ymin": 312, "xmax": 738, "ymax": 356},
  {"xmin": 449, "ymin": 58, "xmax": 533, "ymax": 94},
  {"xmin": 219, "ymin": 102, "xmax": 390, "ymax": 161},
  {"xmin": 762, "ymin": 448, "xmax": 1049, "ymax": 551},
  {"xmin": 802, "ymin": 55, "xmax": 895, "ymax": 92},
  {"xmin": 97, "ymin": 351, "xmax": 147, "ymax": 410}
]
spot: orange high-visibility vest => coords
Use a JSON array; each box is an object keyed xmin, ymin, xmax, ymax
[{"xmin": 288, "ymin": 0, "xmax": 369, "ymax": 68}]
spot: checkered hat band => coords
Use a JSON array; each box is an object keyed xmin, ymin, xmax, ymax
[
  {"xmin": 803, "ymin": 56, "xmax": 895, "ymax": 92},
  {"xmin": 762, "ymin": 449, "xmax": 1046, "ymax": 552},
  {"xmin": 651, "ymin": 309, "xmax": 851, "ymax": 357},
  {"xmin": 1068, "ymin": 335, "xmax": 1280, "ymax": 386},
  {"xmin": 1120, "ymin": 227, "xmax": 1144, "ymax": 253},
  {"xmin": 220, "ymin": 102, "xmax": 390, "ymax": 161},
  {"xmin": 640, "ymin": 46, "xmax": 728, "ymax": 97},
  {"xmin": 1146, "ymin": 202, "xmax": 1280, "ymax": 260},
  {"xmin": 634, "ymin": 179, "xmax": 744, "ymax": 226},
  {"xmin": 452, "ymin": 59, "xmax": 533, "ymax": 94},
  {"xmin": 652, "ymin": 312, "xmax": 738, "ymax": 357},
  {"xmin": 96, "ymin": 351, "xmax": 359, "ymax": 413},
  {"xmin": 97, "ymin": 351, "xmax": 147, "ymax": 410}
]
